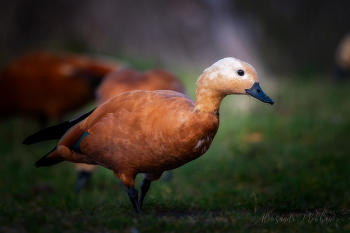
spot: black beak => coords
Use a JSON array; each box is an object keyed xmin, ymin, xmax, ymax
[{"xmin": 245, "ymin": 82, "xmax": 274, "ymax": 105}]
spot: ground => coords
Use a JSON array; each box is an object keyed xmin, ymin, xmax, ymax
[{"xmin": 1, "ymin": 73, "xmax": 350, "ymax": 232}]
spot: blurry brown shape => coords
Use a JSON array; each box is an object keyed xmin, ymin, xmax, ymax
[
  {"xmin": 336, "ymin": 33, "xmax": 350, "ymax": 79},
  {"xmin": 301, "ymin": 135, "xmax": 312, "ymax": 145},
  {"xmin": 75, "ymin": 68, "xmax": 186, "ymax": 192},
  {"xmin": 31, "ymin": 183, "xmax": 54, "ymax": 195},
  {"xmin": 0, "ymin": 51, "xmax": 120, "ymax": 122},
  {"xmin": 243, "ymin": 132, "xmax": 264, "ymax": 143},
  {"xmin": 96, "ymin": 68, "xmax": 187, "ymax": 105}
]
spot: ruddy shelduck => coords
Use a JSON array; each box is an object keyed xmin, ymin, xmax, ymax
[
  {"xmin": 24, "ymin": 58, "xmax": 274, "ymax": 214},
  {"xmin": 0, "ymin": 52, "xmax": 120, "ymax": 123},
  {"xmin": 75, "ymin": 68, "xmax": 186, "ymax": 192}
]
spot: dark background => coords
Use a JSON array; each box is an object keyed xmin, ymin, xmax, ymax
[
  {"xmin": 1, "ymin": 1, "xmax": 350, "ymax": 231},
  {"xmin": 1, "ymin": 0, "xmax": 349, "ymax": 74}
]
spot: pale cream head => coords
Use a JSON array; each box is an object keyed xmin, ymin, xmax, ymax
[
  {"xmin": 197, "ymin": 57, "xmax": 259, "ymax": 96},
  {"xmin": 195, "ymin": 57, "xmax": 261, "ymax": 112}
]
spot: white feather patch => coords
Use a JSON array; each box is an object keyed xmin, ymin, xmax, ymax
[{"xmin": 194, "ymin": 139, "xmax": 205, "ymax": 149}]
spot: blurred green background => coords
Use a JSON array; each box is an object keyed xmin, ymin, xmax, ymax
[{"xmin": 1, "ymin": 0, "xmax": 350, "ymax": 232}]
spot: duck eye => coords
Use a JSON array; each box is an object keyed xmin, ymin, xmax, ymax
[{"xmin": 237, "ymin": 70, "xmax": 244, "ymax": 76}]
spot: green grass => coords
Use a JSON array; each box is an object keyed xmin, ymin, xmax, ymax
[{"xmin": 1, "ymin": 76, "xmax": 350, "ymax": 232}]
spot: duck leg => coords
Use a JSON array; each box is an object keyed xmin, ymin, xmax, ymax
[
  {"xmin": 127, "ymin": 187, "xmax": 141, "ymax": 214},
  {"xmin": 138, "ymin": 172, "xmax": 163, "ymax": 210},
  {"xmin": 114, "ymin": 172, "xmax": 141, "ymax": 214},
  {"xmin": 74, "ymin": 164, "xmax": 96, "ymax": 192},
  {"xmin": 138, "ymin": 179, "xmax": 151, "ymax": 210},
  {"xmin": 74, "ymin": 170, "xmax": 92, "ymax": 193}
]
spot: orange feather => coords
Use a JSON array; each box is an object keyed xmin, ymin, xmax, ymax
[{"xmin": 75, "ymin": 68, "xmax": 186, "ymax": 181}]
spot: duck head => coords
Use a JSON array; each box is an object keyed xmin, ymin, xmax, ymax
[{"xmin": 196, "ymin": 58, "xmax": 274, "ymax": 107}]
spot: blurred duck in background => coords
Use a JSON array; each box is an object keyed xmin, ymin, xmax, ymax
[
  {"xmin": 0, "ymin": 51, "xmax": 120, "ymax": 126},
  {"xmin": 335, "ymin": 33, "xmax": 350, "ymax": 79},
  {"xmin": 75, "ymin": 68, "xmax": 186, "ymax": 192},
  {"xmin": 96, "ymin": 69, "xmax": 186, "ymax": 105}
]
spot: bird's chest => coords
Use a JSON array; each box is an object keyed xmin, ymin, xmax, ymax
[
  {"xmin": 191, "ymin": 133, "xmax": 215, "ymax": 155},
  {"xmin": 173, "ymin": 117, "xmax": 219, "ymax": 161}
]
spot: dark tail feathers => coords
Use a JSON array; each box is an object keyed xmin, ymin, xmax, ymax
[
  {"xmin": 34, "ymin": 147, "xmax": 63, "ymax": 167},
  {"xmin": 23, "ymin": 107, "xmax": 96, "ymax": 145}
]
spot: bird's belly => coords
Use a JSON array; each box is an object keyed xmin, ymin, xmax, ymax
[
  {"xmin": 129, "ymin": 137, "xmax": 213, "ymax": 173},
  {"xmin": 81, "ymin": 134, "xmax": 211, "ymax": 174},
  {"xmin": 80, "ymin": 110, "xmax": 216, "ymax": 174}
]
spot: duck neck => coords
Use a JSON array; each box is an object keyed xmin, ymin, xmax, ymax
[{"xmin": 194, "ymin": 85, "xmax": 225, "ymax": 116}]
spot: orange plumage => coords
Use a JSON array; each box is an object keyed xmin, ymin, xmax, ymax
[
  {"xmin": 24, "ymin": 58, "xmax": 274, "ymax": 214},
  {"xmin": 75, "ymin": 68, "xmax": 186, "ymax": 190},
  {"xmin": 0, "ymin": 52, "xmax": 120, "ymax": 122}
]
